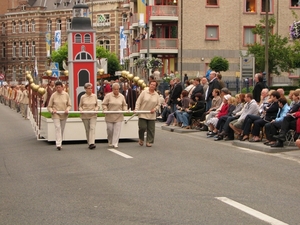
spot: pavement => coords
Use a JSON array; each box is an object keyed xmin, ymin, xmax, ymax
[{"xmin": 160, "ymin": 123, "xmax": 300, "ymax": 154}]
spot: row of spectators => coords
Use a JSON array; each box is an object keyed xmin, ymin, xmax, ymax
[{"xmin": 157, "ymin": 71, "xmax": 300, "ymax": 148}]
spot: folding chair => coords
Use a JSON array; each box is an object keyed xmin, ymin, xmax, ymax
[{"xmin": 285, "ymin": 129, "xmax": 296, "ymax": 146}]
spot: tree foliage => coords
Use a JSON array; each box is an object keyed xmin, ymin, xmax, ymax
[
  {"xmin": 51, "ymin": 44, "xmax": 121, "ymax": 76},
  {"xmin": 247, "ymin": 16, "xmax": 294, "ymax": 75},
  {"xmin": 209, "ymin": 56, "xmax": 229, "ymax": 72}
]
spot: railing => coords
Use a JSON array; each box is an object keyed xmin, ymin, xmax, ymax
[
  {"xmin": 140, "ymin": 38, "xmax": 178, "ymax": 49},
  {"xmin": 130, "ymin": 43, "xmax": 140, "ymax": 54},
  {"xmin": 129, "ymin": 13, "xmax": 139, "ymax": 25},
  {"xmin": 123, "ymin": 22, "xmax": 130, "ymax": 31},
  {"xmin": 148, "ymin": 6, "xmax": 178, "ymax": 17}
]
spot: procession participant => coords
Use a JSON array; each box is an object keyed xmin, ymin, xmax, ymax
[
  {"xmin": 102, "ymin": 83, "xmax": 127, "ymax": 148},
  {"xmin": 47, "ymin": 81, "xmax": 71, "ymax": 151},
  {"xmin": 135, "ymin": 81, "xmax": 160, "ymax": 147},
  {"xmin": 43, "ymin": 80, "xmax": 56, "ymax": 107},
  {"xmin": 79, "ymin": 83, "xmax": 99, "ymax": 150},
  {"xmin": 21, "ymin": 84, "xmax": 29, "ymax": 119}
]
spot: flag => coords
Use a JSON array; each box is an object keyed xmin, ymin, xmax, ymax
[{"xmin": 34, "ymin": 57, "xmax": 38, "ymax": 78}]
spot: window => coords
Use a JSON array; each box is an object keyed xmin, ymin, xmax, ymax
[
  {"xmin": 245, "ymin": 0, "xmax": 256, "ymax": 12},
  {"xmin": 122, "ymin": 13, "xmax": 127, "ymax": 25},
  {"xmin": 66, "ymin": 18, "xmax": 72, "ymax": 30},
  {"xmin": 97, "ymin": 14, "xmax": 110, "ymax": 26},
  {"xmin": 56, "ymin": 19, "xmax": 62, "ymax": 30},
  {"xmin": 244, "ymin": 27, "xmax": 255, "ymax": 45},
  {"xmin": 25, "ymin": 41, "xmax": 29, "ymax": 57},
  {"xmin": 75, "ymin": 51, "xmax": 92, "ymax": 60},
  {"xmin": 205, "ymin": 25, "xmax": 219, "ymax": 40},
  {"xmin": 99, "ymin": 40, "xmax": 110, "ymax": 51},
  {"xmin": 25, "ymin": 20, "xmax": 29, "ymax": 32},
  {"xmin": 19, "ymin": 41, "xmax": 23, "ymax": 57},
  {"xmin": 206, "ymin": 0, "xmax": 218, "ymax": 6},
  {"xmin": 2, "ymin": 42, "xmax": 5, "ymax": 58},
  {"xmin": 2, "ymin": 23, "xmax": 5, "ymax": 35},
  {"xmin": 261, "ymin": 0, "xmax": 273, "ymax": 13},
  {"xmin": 75, "ymin": 34, "xmax": 82, "ymax": 43},
  {"xmin": 31, "ymin": 20, "xmax": 35, "ymax": 32},
  {"xmin": 291, "ymin": 0, "xmax": 300, "ymax": 7},
  {"xmin": 12, "ymin": 42, "xmax": 16, "ymax": 58},
  {"xmin": 84, "ymin": 34, "xmax": 91, "ymax": 43},
  {"xmin": 47, "ymin": 20, "xmax": 52, "ymax": 32},
  {"xmin": 12, "ymin": 22, "xmax": 16, "ymax": 33},
  {"xmin": 19, "ymin": 21, "xmax": 22, "ymax": 33},
  {"xmin": 32, "ymin": 41, "xmax": 35, "ymax": 57}
]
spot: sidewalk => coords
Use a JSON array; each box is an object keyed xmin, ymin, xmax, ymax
[{"xmin": 160, "ymin": 123, "xmax": 300, "ymax": 153}]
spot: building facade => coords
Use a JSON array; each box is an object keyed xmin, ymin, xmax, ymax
[
  {"xmin": 0, "ymin": 0, "xmax": 129, "ymax": 83},
  {"xmin": 126, "ymin": 0, "xmax": 300, "ymax": 84}
]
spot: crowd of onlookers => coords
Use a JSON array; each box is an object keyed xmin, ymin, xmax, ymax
[
  {"xmin": 2, "ymin": 71, "xmax": 300, "ymax": 149},
  {"xmin": 157, "ymin": 71, "xmax": 300, "ymax": 149}
]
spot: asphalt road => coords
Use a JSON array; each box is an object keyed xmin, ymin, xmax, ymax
[{"xmin": 1, "ymin": 103, "xmax": 300, "ymax": 225}]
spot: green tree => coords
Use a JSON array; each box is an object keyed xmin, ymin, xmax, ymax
[
  {"xmin": 51, "ymin": 44, "xmax": 121, "ymax": 76},
  {"xmin": 209, "ymin": 56, "xmax": 229, "ymax": 72},
  {"xmin": 51, "ymin": 43, "xmax": 68, "ymax": 70},
  {"xmin": 247, "ymin": 17, "xmax": 294, "ymax": 75}
]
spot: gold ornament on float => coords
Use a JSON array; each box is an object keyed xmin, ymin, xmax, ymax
[
  {"xmin": 141, "ymin": 83, "xmax": 147, "ymax": 89},
  {"xmin": 133, "ymin": 76, "xmax": 140, "ymax": 83},
  {"xmin": 30, "ymin": 83, "xmax": 36, "ymax": 90},
  {"xmin": 26, "ymin": 73, "xmax": 32, "ymax": 80},
  {"xmin": 137, "ymin": 79, "xmax": 144, "ymax": 86},
  {"xmin": 127, "ymin": 73, "xmax": 134, "ymax": 80},
  {"xmin": 121, "ymin": 70, "xmax": 127, "ymax": 77},
  {"xmin": 64, "ymin": 70, "xmax": 69, "ymax": 76},
  {"xmin": 37, "ymin": 87, "xmax": 46, "ymax": 95},
  {"xmin": 28, "ymin": 77, "xmax": 34, "ymax": 84},
  {"xmin": 99, "ymin": 69, "xmax": 104, "ymax": 75},
  {"xmin": 46, "ymin": 70, "xmax": 52, "ymax": 76}
]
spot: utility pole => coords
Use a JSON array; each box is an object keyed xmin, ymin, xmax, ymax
[
  {"xmin": 146, "ymin": 0, "xmax": 150, "ymax": 82},
  {"xmin": 180, "ymin": 0, "xmax": 183, "ymax": 83},
  {"xmin": 264, "ymin": 0, "xmax": 269, "ymax": 86}
]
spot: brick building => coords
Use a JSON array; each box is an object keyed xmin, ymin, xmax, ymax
[{"xmin": 0, "ymin": 0, "xmax": 129, "ymax": 83}]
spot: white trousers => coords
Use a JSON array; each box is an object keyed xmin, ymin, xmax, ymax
[
  {"xmin": 106, "ymin": 121, "xmax": 122, "ymax": 147},
  {"xmin": 82, "ymin": 117, "xmax": 97, "ymax": 145},
  {"xmin": 53, "ymin": 118, "xmax": 67, "ymax": 147}
]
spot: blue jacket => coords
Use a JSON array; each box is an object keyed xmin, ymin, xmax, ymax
[{"xmin": 275, "ymin": 103, "xmax": 290, "ymax": 122}]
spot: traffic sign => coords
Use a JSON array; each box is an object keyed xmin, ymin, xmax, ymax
[{"xmin": 50, "ymin": 62, "xmax": 59, "ymax": 78}]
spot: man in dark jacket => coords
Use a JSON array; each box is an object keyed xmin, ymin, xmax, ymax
[
  {"xmin": 205, "ymin": 71, "xmax": 221, "ymax": 111},
  {"xmin": 191, "ymin": 77, "xmax": 204, "ymax": 101},
  {"xmin": 252, "ymin": 73, "xmax": 265, "ymax": 103},
  {"xmin": 169, "ymin": 77, "xmax": 183, "ymax": 113}
]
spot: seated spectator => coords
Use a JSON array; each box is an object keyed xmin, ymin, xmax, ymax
[
  {"xmin": 174, "ymin": 90, "xmax": 191, "ymax": 127},
  {"xmin": 229, "ymin": 93, "xmax": 259, "ymax": 140},
  {"xmin": 179, "ymin": 93, "xmax": 206, "ymax": 129},
  {"xmin": 247, "ymin": 91, "xmax": 280, "ymax": 142},
  {"xmin": 206, "ymin": 95, "xmax": 235, "ymax": 137},
  {"xmin": 150, "ymin": 31, "xmax": 155, "ymax": 38},
  {"xmin": 160, "ymin": 90, "xmax": 171, "ymax": 122},
  {"xmin": 264, "ymin": 97, "xmax": 290, "ymax": 146},
  {"xmin": 214, "ymin": 93, "xmax": 245, "ymax": 141}
]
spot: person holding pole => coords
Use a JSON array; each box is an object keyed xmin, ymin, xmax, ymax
[
  {"xmin": 79, "ymin": 83, "xmax": 99, "ymax": 150},
  {"xmin": 135, "ymin": 81, "xmax": 160, "ymax": 147},
  {"xmin": 102, "ymin": 83, "xmax": 127, "ymax": 148},
  {"xmin": 47, "ymin": 81, "xmax": 71, "ymax": 151}
]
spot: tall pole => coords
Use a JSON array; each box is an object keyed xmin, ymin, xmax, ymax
[
  {"xmin": 146, "ymin": 0, "xmax": 150, "ymax": 82},
  {"xmin": 180, "ymin": 0, "xmax": 183, "ymax": 83},
  {"xmin": 264, "ymin": 0, "xmax": 269, "ymax": 86}
]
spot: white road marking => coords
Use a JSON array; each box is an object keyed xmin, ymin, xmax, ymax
[
  {"xmin": 216, "ymin": 197, "xmax": 289, "ymax": 225},
  {"xmin": 107, "ymin": 148, "xmax": 133, "ymax": 159}
]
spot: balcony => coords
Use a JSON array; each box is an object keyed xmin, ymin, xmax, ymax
[
  {"xmin": 129, "ymin": 43, "xmax": 140, "ymax": 57},
  {"xmin": 122, "ymin": 0, "xmax": 130, "ymax": 8},
  {"xmin": 140, "ymin": 38, "xmax": 178, "ymax": 54},
  {"xmin": 123, "ymin": 22, "xmax": 130, "ymax": 34},
  {"xmin": 129, "ymin": 13, "xmax": 139, "ymax": 29},
  {"xmin": 147, "ymin": 6, "xmax": 178, "ymax": 21}
]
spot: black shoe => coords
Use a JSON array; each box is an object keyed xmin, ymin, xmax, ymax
[
  {"xmin": 57, "ymin": 146, "xmax": 61, "ymax": 151},
  {"xmin": 89, "ymin": 144, "xmax": 96, "ymax": 149},
  {"xmin": 224, "ymin": 137, "xmax": 234, "ymax": 141},
  {"xmin": 207, "ymin": 132, "xmax": 217, "ymax": 137},
  {"xmin": 199, "ymin": 125, "xmax": 208, "ymax": 131},
  {"xmin": 273, "ymin": 134, "xmax": 285, "ymax": 140},
  {"xmin": 270, "ymin": 142, "xmax": 284, "ymax": 147},
  {"xmin": 214, "ymin": 135, "xmax": 223, "ymax": 141}
]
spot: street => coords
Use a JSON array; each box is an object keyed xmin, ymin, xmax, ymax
[{"xmin": 1, "ymin": 103, "xmax": 300, "ymax": 225}]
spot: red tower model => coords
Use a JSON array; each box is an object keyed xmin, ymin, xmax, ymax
[{"xmin": 68, "ymin": 3, "xmax": 96, "ymax": 111}]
